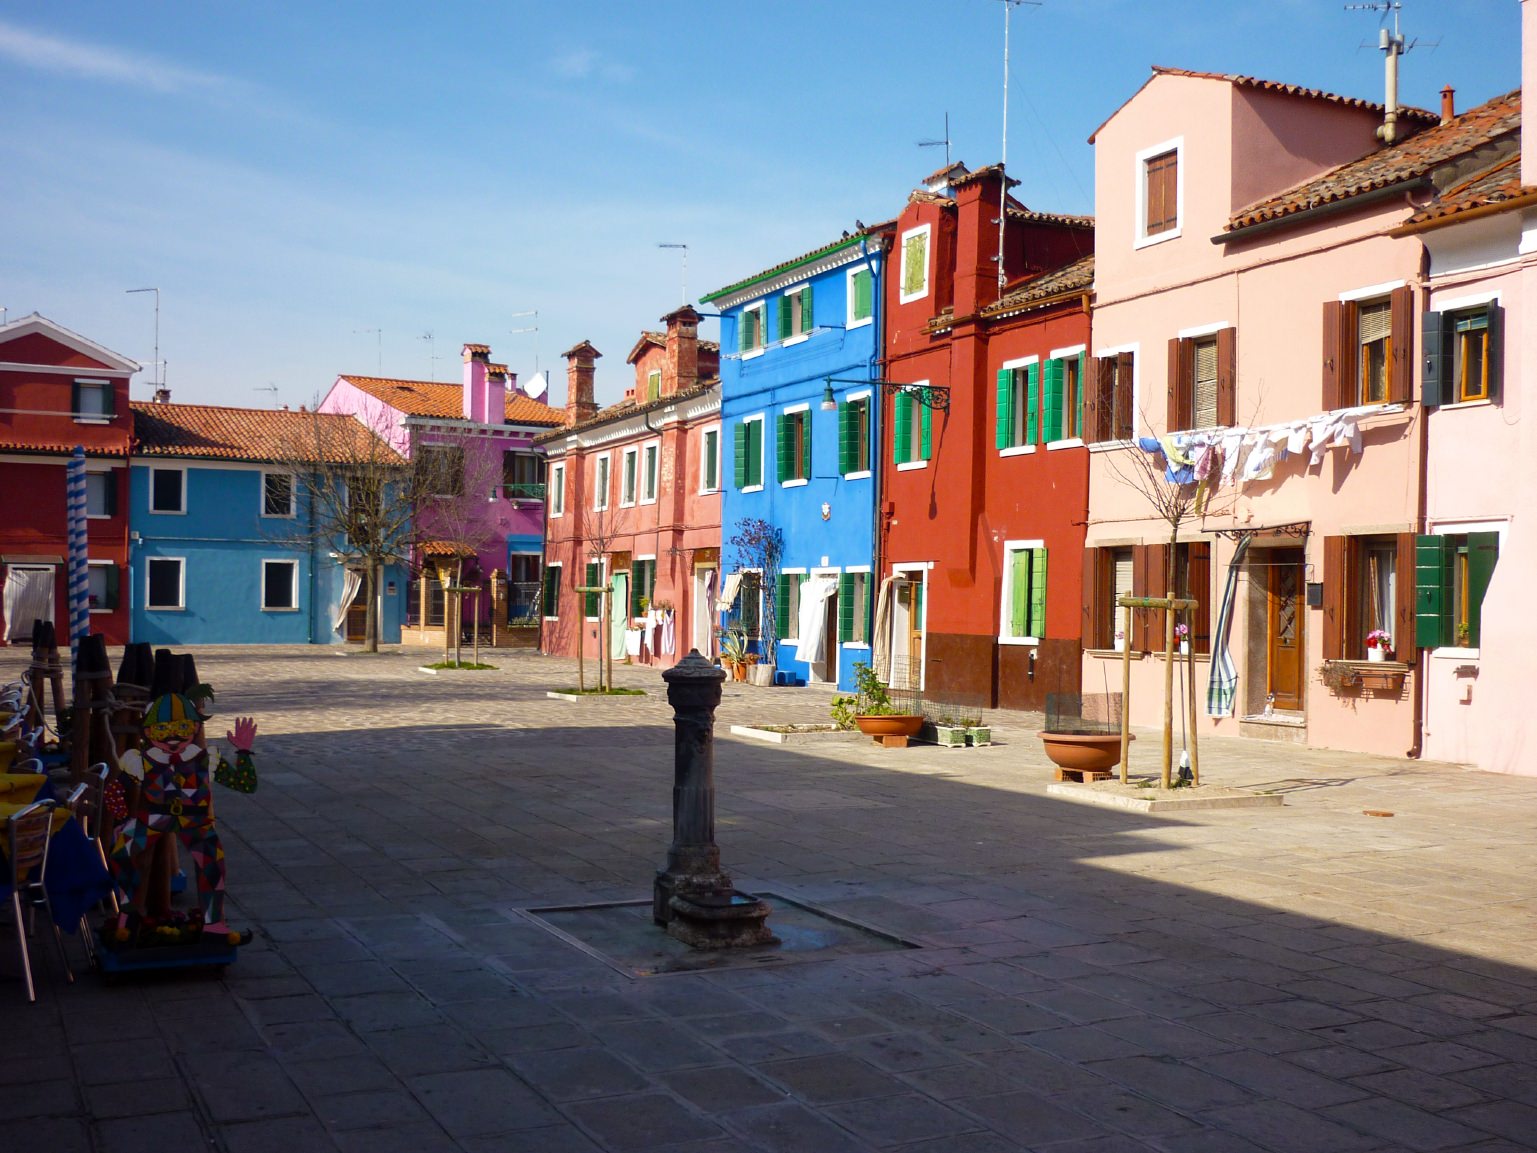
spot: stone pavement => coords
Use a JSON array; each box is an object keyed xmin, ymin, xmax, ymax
[{"xmin": 5, "ymin": 644, "xmax": 1537, "ymax": 1153}]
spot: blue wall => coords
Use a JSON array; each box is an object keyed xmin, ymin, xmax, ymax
[
  {"xmin": 712, "ymin": 239, "xmax": 882, "ymax": 691},
  {"xmin": 128, "ymin": 461, "xmax": 405, "ymax": 645}
]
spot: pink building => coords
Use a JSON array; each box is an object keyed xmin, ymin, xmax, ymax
[
  {"xmin": 1084, "ymin": 60, "xmax": 1515, "ymax": 756},
  {"xmin": 318, "ymin": 344, "xmax": 564, "ymax": 645}
]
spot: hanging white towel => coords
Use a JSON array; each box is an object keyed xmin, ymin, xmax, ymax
[
  {"xmin": 661, "ymin": 608, "xmax": 676, "ymax": 655},
  {"xmin": 715, "ymin": 572, "xmax": 742, "ymax": 614},
  {"xmin": 624, "ymin": 629, "xmax": 643, "ymax": 658},
  {"xmin": 793, "ymin": 578, "xmax": 839, "ymax": 663}
]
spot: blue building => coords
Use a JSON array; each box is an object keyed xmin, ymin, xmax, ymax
[
  {"xmin": 128, "ymin": 400, "xmax": 406, "ymax": 646},
  {"xmin": 701, "ymin": 227, "xmax": 891, "ymax": 690}
]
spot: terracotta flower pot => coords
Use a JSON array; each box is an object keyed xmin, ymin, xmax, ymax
[
  {"xmin": 855, "ymin": 714, "xmax": 924, "ymax": 738},
  {"xmin": 1037, "ymin": 731, "xmax": 1134, "ymax": 773}
]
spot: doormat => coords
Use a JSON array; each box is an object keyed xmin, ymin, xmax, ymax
[{"xmin": 518, "ymin": 892, "xmax": 919, "ymax": 978}]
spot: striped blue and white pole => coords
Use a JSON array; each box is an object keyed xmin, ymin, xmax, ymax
[{"xmin": 66, "ymin": 445, "xmax": 90, "ymax": 671}]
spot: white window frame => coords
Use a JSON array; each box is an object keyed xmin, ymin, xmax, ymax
[
  {"xmin": 895, "ymin": 381, "xmax": 930, "ymax": 472},
  {"xmin": 583, "ymin": 556, "xmax": 608, "ymax": 622},
  {"xmin": 261, "ymin": 558, "xmax": 300, "ymax": 612},
  {"xmin": 542, "ymin": 561, "xmax": 563, "ymax": 621},
  {"xmin": 741, "ymin": 414, "xmax": 765, "ymax": 493},
  {"xmin": 641, "ymin": 440, "xmax": 660, "ymax": 505},
  {"xmin": 148, "ymin": 466, "xmax": 187, "ymax": 515},
  {"xmin": 1089, "ymin": 342, "xmax": 1141, "ymax": 451},
  {"xmin": 698, "ymin": 424, "xmax": 721, "ymax": 494},
  {"xmin": 779, "ymin": 567, "xmax": 808, "ymax": 643},
  {"xmin": 998, "ymin": 355, "xmax": 1040, "ymax": 457},
  {"xmin": 843, "ymin": 390, "xmax": 873, "ymax": 479},
  {"xmin": 781, "ymin": 402, "xmax": 810, "ymax": 488},
  {"xmin": 1046, "ymin": 343, "xmax": 1088, "ymax": 450},
  {"xmin": 261, "ymin": 470, "xmax": 297, "ymax": 519},
  {"xmin": 86, "ymin": 560, "xmax": 115, "ymax": 614},
  {"xmin": 741, "ymin": 302, "xmax": 767, "ymax": 360},
  {"xmin": 74, "ymin": 378, "xmax": 112, "ymax": 424},
  {"xmin": 846, "ymin": 265, "xmax": 875, "ymax": 329},
  {"xmin": 842, "ymin": 564, "xmax": 872, "ymax": 650},
  {"xmin": 1134, "ymin": 136, "xmax": 1184, "ymax": 250},
  {"xmin": 548, "ymin": 461, "xmax": 567, "ymax": 517},
  {"xmin": 889, "ymin": 561, "xmax": 930, "ymax": 691},
  {"xmin": 998, "ymin": 539, "xmax": 1046, "ymax": 646},
  {"xmin": 146, "ymin": 556, "xmax": 186, "ymax": 611},
  {"xmin": 898, "ymin": 223, "xmax": 932, "ymax": 304},
  {"xmin": 85, "ymin": 468, "xmax": 113, "ymax": 519},
  {"xmin": 781, "ymin": 285, "xmax": 813, "ymax": 346},
  {"xmin": 619, "ymin": 445, "xmax": 639, "ymax": 508},
  {"xmin": 592, "ymin": 453, "xmax": 611, "ymax": 512}
]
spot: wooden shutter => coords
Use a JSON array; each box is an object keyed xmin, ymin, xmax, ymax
[
  {"xmin": 855, "ymin": 269, "xmax": 872, "ymax": 318},
  {"xmin": 1321, "ymin": 301, "xmax": 1345, "ymax": 410},
  {"xmin": 1090, "ymin": 357, "xmax": 1113, "ymax": 443},
  {"xmin": 776, "ymin": 298, "xmax": 791, "ymax": 343},
  {"xmin": 1216, "ymin": 327, "xmax": 1237, "ymax": 427},
  {"xmin": 103, "ymin": 564, "xmax": 120, "ymax": 611},
  {"xmin": 1145, "ymin": 543, "xmax": 1169, "ymax": 652},
  {"xmin": 1082, "ymin": 549, "xmax": 1105, "ymax": 650},
  {"xmin": 1024, "ymin": 363, "xmax": 1039, "ymax": 444},
  {"xmin": 71, "ymin": 380, "xmax": 81, "ymax": 417},
  {"xmin": 1421, "ymin": 310, "xmax": 1447, "ymax": 408},
  {"xmin": 838, "ymin": 573, "xmax": 854, "ymax": 642},
  {"xmin": 1322, "ymin": 535, "xmax": 1347, "ymax": 660},
  {"xmin": 894, "ymin": 393, "xmax": 912, "ymax": 464},
  {"xmin": 1130, "ymin": 545, "xmax": 1154, "ymax": 650},
  {"xmin": 1388, "ymin": 286, "xmax": 1414, "ymax": 404},
  {"xmin": 733, "ymin": 423, "xmax": 748, "ymax": 488},
  {"xmin": 801, "ymin": 411, "xmax": 811, "ymax": 478},
  {"xmin": 585, "ymin": 561, "xmax": 601, "ymax": 618},
  {"xmin": 1029, "ymin": 548, "xmax": 1048, "ymax": 638},
  {"xmin": 776, "ymin": 575, "xmax": 792, "ymax": 638},
  {"xmin": 1394, "ymin": 533, "xmax": 1417, "ymax": 655},
  {"xmin": 801, "ymin": 286, "xmax": 813, "ymax": 332},
  {"xmin": 1114, "ymin": 352, "xmax": 1135, "ymax": 440},
  {"xmin": 1167, "ymin": 337, "xmax": 1191, "ymax": 432},
  {"xmin": 1008, "ymin": 552, "xmax": 1029, "ymax": 637},
  {"xmin": 838, "ymin": 401, "xmax": 854, "ymax": 474},
  {"xmin": 1486, "ymin": 304, "xmax": 1503, "ymax": 404},
  {"xmin": 919, "ymin": 402, "xmax": 932, "ymax": 460},
  {"xmin": 996, "ymin": 368, "xmax": 1015, "ymax": 450},
  {"xmin": 1042, "ymin": 358, "xmax": 1064, "ymax": 443},
  {"xmin": 1415, "ymin": 535, "xmax": 1451, "ymax": 650},
  {"xmin": 1466, "ymin": 531, "xmax": 1500, "ymax": 647}
]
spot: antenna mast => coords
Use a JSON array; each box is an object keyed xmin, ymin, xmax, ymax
[
  {"xmin": 126, "ymin": 287, "xmax": 161, "ymax": 391},
  {"xmin": 509, "ymin": 309, "xmax": 539, "ymax": 375},
  {"xmin": 917, "ymin": 112, "xmax": 952, "ymax": 168},
  {"xmin": 354, "ymin": 328, "xmax": 382, "ymax": 374},
  {"xmin": 658, "ymin": 243, "xmax": 689, "ymax": 304},
  {"xmin": 996, "ymin": 1, "xmax": 1041, "ymax": 289},
  {"xmin": 1346, "ymin": 1, "xmax": 1412, "ymax": 144}
]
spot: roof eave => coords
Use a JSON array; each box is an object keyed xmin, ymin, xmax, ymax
[
  {"xmin": 1216, "ymin": 179, "xmax": 1422, "ymax": 244},
  {"xmin": 1389, "ymin": 188, "xmax": 1537, "ymax": 236}
]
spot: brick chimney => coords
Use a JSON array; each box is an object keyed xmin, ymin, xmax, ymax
[
  {"xmin": 660, "ymin": 305, "xmax": 701, "ymax": 396},
  {"xmin": 153, "ymin": 387, "xmax": 171, "ymax": 404},
  {"xmin": 1440, "ymin": 86, "xmax": 1456, "ymax": 125},
  {"xmin": 952, "ymin": 165, "xmax": 1009, "ymax": 317},
  {"xmin": 562, "ymin": 341, "xmax": 601, "ymax": 427},
  {"xmin": 488, "ymin": 363, "xmax": 514, "ymax": 422},
  {"xmin": 462, "ymin": 343, "xmax": 492, "ymax": 423}
]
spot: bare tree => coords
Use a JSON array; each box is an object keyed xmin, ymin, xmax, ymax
[{"xmin": 576, "ymin": 504, "xmax": 628, "ymax": 693}]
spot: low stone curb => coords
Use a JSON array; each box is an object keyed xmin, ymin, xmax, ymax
[
  {"xmin": 1046, "ymin": 781, "xmax": 1285, "ymax": 812},
  {"xmin": 728, "ymin": 724, "xmax": 865, "ymax": 745}
]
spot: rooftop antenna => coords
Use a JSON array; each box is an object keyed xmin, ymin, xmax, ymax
[
  {"xmin": 419, "ymin": 330, "xmax": 441, "ymax": 381},
  {"xmin": 917, "ymin": 112, "xmax": 952, "ymax": 168},
  {"xmin": 253, "ymin": 382, "xmax": 279, "ymax": 397},
  {"xmin": 1346, "ymin": 1, "xmax": 1420, "ymax": 144},
  {"xmin": 126, "ymin": 287, "xmax": 161, "ymax": 391},
  {"xmin": 658, "ymin": 243, "xmax": 688, "ymax": 304},
  {"xmin": 353, "ymin": 327, "xmax": 382, "ymax": 374},
  {"xmin": 994, "ymin": 1, "xmax": 1042, "ymax": 288},
  {"xmin": 509, "ymin": 309, "xmax": 539, "ymax": 376}
]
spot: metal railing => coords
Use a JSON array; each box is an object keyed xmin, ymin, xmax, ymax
[{"xmin": 491, "ymin": 483, "xmax": 546, "ymax": 501}]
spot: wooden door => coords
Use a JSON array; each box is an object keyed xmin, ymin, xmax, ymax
[
  {"xmin": 894, "ymin": 578, "xmax": 925, "ymax": 689},
  {"xmin": 1266, "ymin": 549, "xmax": 1305, "ymax": 710}
]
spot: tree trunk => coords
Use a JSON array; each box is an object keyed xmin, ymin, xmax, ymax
[
  {"xmin": 453, "ymin": 558, "xmax": 464, "ymax": 667},
  {"xmin": 364, "ymin": 563, "xmax": 378, "ymax": 653}
]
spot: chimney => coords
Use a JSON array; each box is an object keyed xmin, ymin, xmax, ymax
[
  {"xmin": 661, "ymin": 305, "xmax": 701, "ymax": 396},
  {"xmin": 153, "ymin": 387, "xmax": 171, "ymax": 404},
  {"xmin": 1440, "ymin": 86, "xmax": 1456, "ymax": 125},
  {"xmin": 1375, "ymin": 25, "xmax": 1405, "ymax": 145},
  {"xmin": 462, "ymin": 343, "xmax": 492, "ymax": 423},
  {"xmin": 562, "ymin": 341, "xmax": 601, "ymax": 427},
  {"xmin": 488, "ymin": 364, "xmax": 512, "ymax": 422},
  {"xmin": 952, "ymin": 165, "xmax": 1008, "ymax": 316}
]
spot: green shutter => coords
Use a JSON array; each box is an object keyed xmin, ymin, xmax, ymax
[
  {"xmin": 919, "ymin": 401, "xmax": 932, "ymax": 461},
  {"xmin": 748, "ymin": 420, "xmax": 762, "ymax": 485},
  {"xmin": 1009, "ymin": 552, "xmax": 1029, "ymax": 637},
  {"xmin": 838, "ymin": 573, "xmax": 854, "ymax": 642},
  {"xmin": 1043, "ymin": 358, "xmax": 1065, "ymax": 443},
  {"xmin": 894, "ymin": 393, "xmax": 912, "ymax": 464},
  {"xmin": 777, "ymin": 296, "xmax": 791, "ymax": 342},
  {"xmin": 543, "ymin": 566, "xmax": 559, "ymax": 616},
  {"xmin": 801, "ymin": 286, "xmax": 813, "ymax": 332},
  {"xmin": 775, "ymin": 414, "xmax": 791, "ymax": 482},
  {"xmin": 733, "ymin": 423, "xmax": 747, "ymax": 488},
  {"xmin": 1466, "ymin": 531, "xmax": 1499, "ymax": 646},
  {"xmin": 1030, "ymin": 548, "xmax": 1048, "ymax": 637},
  {"xmin": 903, "ymin": 234, "xmax": 925, "ymax": 296},
  {"xmin": 1075, "ymin": 353, "xmax": 1087, "ymax": 438},
  {"xmin": 738, "ymin": 311, "xmax": 751, "ymax": 354},
  {"xmin": 1025, "ymin": 363, "xmax": 1039, "ymax": 444},
  {"xmin": 776, "ymin": 574, "xmax": 792, "ymax": 638},
  {"xmin": 801, "ymin": 410, "xmax": 811, "ymax": 478},
  {"xmin": 838, "ymin": 399, "xmax": 854, "ymax": 474},
  {"xmin": 1415, "ymin": 535, "xmax": 1452, "ymax": 649},
  {"xmin": 585, "ymin": 561, "xmax": 601, "ymax": 618},
  {"xmin": 104, "ymin": 564, "xmax": 120, "ymax": 611},
  {"xmin": 996, "ymin": 369, "xmax": 1015, "ymax": 450},
  {"xmin": 854, "ymin": 268, "xmax": 872, "ymax": 319}
]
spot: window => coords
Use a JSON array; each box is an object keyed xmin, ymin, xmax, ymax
[
  {"xmin": 424, "ymin": 572, "xmax": 447, "ymax": 627},
  {"xmin": 733, "ymin": 417, "xmax": 764, "ymax": 490},
  {"xmin": 418, "ymin": 445, "xmax": 464, "ymax": 496},
  {"xmin": 1143, "ymin": 149, "xmax": 1179, "ymax": 238},
  {"xmin": 893, "ymin": 387, "xmax": 933, "ymax": 466},
  {"xmin": 146, "ymin": 557, "xmax": 184, "ymax": 610},
  {"xmin": 735, "ymin": 571, "xmax": 762, "ymax": 640},
  {"xmin": 641, "ymin": 443, "xmax": 659, "ymax": 503},
  {"xmin": 1043, "ymin": 351, "xmax": 1087, "ymax": 443},
  {"xmin": 262, "ymin": 560, "xmax": 298, "ymax": 610},
  {"xmin": 85, "ymin": 471, "xmax": 115, "ymax": 518},
  {"xmin": 1083, "ymin": 546, "xmax": 1147, "ymax": 651},
  {"xmin": 839, "ymin": 396, "xmax": 870, "ymax": 476},
  {"xmin": 739, "ymin": 303, "xmax": 766, "ymax": 356},
  {"xmin": 646, "ymin": 370, "xmax": 661, "ymax": 402},
  {"xmin": 593, "ymin": 454, "xmax": 611, "ymax": 511},
  {"xmin": 1324, "ymin": 534, "xmax": 1416, "ymax": 660},
  {"xmin": 848, "ymin": 266, "xmax": 874, "ymax": 327},
  {"xmin": 1423, "ymin": 303, "xmax": 1502, "ymax": 407},
  {"xmin": 72, "ymin": 379, "xmax": 113, "ymax": 421},
  {"xmin": 87, "ymin": 562, "xmax": 119, "ymax": 612},
  {"xmin": 1168, "ymin": 329, "xmax": 1235, "ymax": 432},
  {"xmin": 995, "ymin": 361, "xmax": 1038, "ymax": 450},
  {"xmin": 777, "ymin": 409, "xmax": 809, "ymax": 484},
  {"xmin": 1000, "ymin": 543, "xmax": 1048, "ymax": 643},
  {"xmin": 149, "ymin": 467, "xmax": 185, "ymax": 514},
  {"xmin": 1108, "ymin": 548, "xmax": 1133, "ymax": 649},
  {"xmin": 584, "ymin": 560, "xmax": 603, "ymax": 619},
  {"xmin": 899, "ymin": 224, "xmax": 931, "ymax": 303},
  {"xmin": 700, "ymin": 426, "xmax": 720, "ymax": 493},
  {"xmin": 779, "ymin": 286, "xmax": 813, "ymax": 342},
  {"xmin": 1324, "ymin": 287, "xmax": 1412, "ymax": 408},
  {"xmin": 541, "ymin": 564, "xmax": 561, "ymax": 619},
  {"xmin": 502, "ymin": 451, "xmax": 542, "ymax": 498},
  {"xmin": 776, "ymin": 573, "xmax": 806, "ymax": 639},
  {"xmin": 838, "ymin": 571, "xmax": 870, "ymax": 644},
  {"xmin": 549, "ymin": 462, "xmax": 566, "ymax": 516},
  {"xmin": 620, "ymin": 446, "xmax": 638, "ymax": 506},
  {"xmin": 1090, "ymin": 351, "xmax": 1136, "ymax": 442},
  {"xmin": 631, "ymin": 558, "xmax": 657, "ymax": 616},
  {"xmin": 1416, "ymin": 531, "xmax": 1499, "ymax": 649},
  {"xmin": 262, "ymin": 472, "xmax": 295, "ymax": 517}
]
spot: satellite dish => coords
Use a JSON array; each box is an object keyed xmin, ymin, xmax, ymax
[{"xmin": 524, "ymin": 371, "xmax": 548, "ymax": 399}]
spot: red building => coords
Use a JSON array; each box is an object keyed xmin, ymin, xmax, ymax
[
  {"xmin": 879, "ymin": 165, "xmax": 1094, "ymax": 709},
  {"xmin": 536, "ymin": 306, "xmax": 723, "ymax": 669},
  {"xmin": 0, "ymin": 314, "xmax": 139, "ymax": 646}
]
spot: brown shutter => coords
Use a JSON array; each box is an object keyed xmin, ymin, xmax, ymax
[
  {"xmin": 1146, "ymin": 543, "xmax": 1169, "ymax": 652},
  {"xmin": 1115, "ymin": 352, "xmax": 1135, "ymax": 439},
  {"xmin": 1083, "ymin": 548, "xmax": 1104, "ymax": 649},
  {"xmin": 1395, "ymin": 531, "xmax": 1417, "ymax": 655},
  {"xmin": 1091, "ymin": 356, "xmax": 1113, "ymax": 442},
  {"xmin": 1322, "ymin": 301, "xmax": 1344, "ymax": 411},
  {"xmin": 1389, "ymin": 285, "xmax": 1414, "ymax": 404},
  {"xmin": 1167, "ymin": 338, "xmax": 1191, "ymax": 432},
  {"xmin": 1131, "ymin": 545, "xmax": 1150, "ymax": 651},
  {"xmin": 1322, "ymin": 535, "xmax": 1347, "ymax": 661},
  {"xmin": 1216, "ymin": 326, "xmax": 1237, "ymax": 427}
]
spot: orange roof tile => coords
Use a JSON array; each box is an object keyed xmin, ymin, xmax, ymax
[
  {"xmin": 130, "ymin": 402, "xmax": 403, "ymax": 464},
  {"xmin": 1399, "ymin": 154, "xmax": 1537, "ymax": 229},
  {"xmin": 984, "ymin": 253, "xmax": 1096, "ymax": 317},
  {"xmin": 1226, "ymin": 89, "xmax": 1521, "ymax": 235},
  {"xmin": 339, "ymin": 375, "xmax": 564, "ymax": 426},
  {"xmin": 534, "ymin": 378, "xmax": 720, "ymax": 445},
  {"xmin": 0, "ymin": 438, "xmax": 128, "ymax": 457}
]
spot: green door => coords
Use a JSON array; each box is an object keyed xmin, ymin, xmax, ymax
[{"xmin": 610, "ymin": 572, "xmax": 629, "ymax": 659}]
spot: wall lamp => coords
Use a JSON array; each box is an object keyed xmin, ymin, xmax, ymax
[{"xmin": 820, "ymin": 376, "xmax": 951, "ymax": 414}]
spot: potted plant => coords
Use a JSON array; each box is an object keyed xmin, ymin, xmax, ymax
[
  {"xmin": 719, "ymin": 628, "xmax": 749, "ymax": 681},
  {"xmin": 1365, "ymin": 629, "xmax": 1393, "ymax": 663},
  {"xmin": 840, "ymin": 663, "xmax": 923, "ymax": 738},
  {"xmin": 1175, "ymin": 622, "xmax": 1190, "ymax": 656}
]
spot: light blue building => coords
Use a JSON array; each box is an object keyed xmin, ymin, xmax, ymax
[
  {"xmin": 701, "ymin": 227, "xmax": 890, "ymax": 690},
  {"xmin": 128, "ymin": 400, "xmax": 405, "ymax": 646}
]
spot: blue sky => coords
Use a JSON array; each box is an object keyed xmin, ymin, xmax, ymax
[{"xmin": 1, "ymin": 1, "xmax": 1520, "ymax": 410}]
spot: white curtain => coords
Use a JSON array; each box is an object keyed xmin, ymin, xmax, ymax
[
  {"xmin": 4, "ymin": 567, "xmax": 55, "ymax": 642},
  {"xmin": 715, "ymin": 572, "xmax": 743, "ymax": 614},
  {"xmin": 793, "ymin": 577, "xmax": 838, "ymax": 663},
  {"xmin": 333, "ymin": 568, "xmax": 363, "ymax": 632},
  {"xmin": 871, "ymin": 576, "xmax": 896, "ymax": 682}
]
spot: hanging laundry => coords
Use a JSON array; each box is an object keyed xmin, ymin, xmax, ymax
[{"xmin": 661, "ymin": 609, "xmax": 676, "ymax": 655}]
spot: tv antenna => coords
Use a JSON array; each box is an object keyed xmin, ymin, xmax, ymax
[
  {"xmin": 419, "ymin": 330, "xmax": 442, "ymax": 381},
  {"xmin": 994, "ymin": 1, "xmax": 1042, "ymax": 288},
  {"xmin": 658, "ymin": 243, "xmax": 688, "ymax": 305},
  {"xmin": 917, "ymin": 112, "xmax": 952, "ymax": 168},
  {"xmin": 126, "ymin": 287, "xmax": 163, "ymax": 391},
  {"xmin": 353, "ymin": 328, "xmax": 382, "ymax": 374},
  {"xmin": 253, "ymin": 382, "xmax": 279, "ymax": 396},
  {"xmin": 509, "ymin": 309, "xmax": 539, "ymax": 376}
]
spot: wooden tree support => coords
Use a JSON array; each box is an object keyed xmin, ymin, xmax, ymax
[{"xmin": 1116, "ymin": 595, "xmax": 1200, "ymax": 789}]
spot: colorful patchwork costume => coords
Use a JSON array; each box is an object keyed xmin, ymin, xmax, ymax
[{"xmin": 109, "ymin": 693, "xmax": 257, "ymax": 936}]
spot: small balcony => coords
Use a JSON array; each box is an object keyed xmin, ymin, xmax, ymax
[{"xmin": 491, "ymin": 482, "xmax": 546, "ymax": 502}]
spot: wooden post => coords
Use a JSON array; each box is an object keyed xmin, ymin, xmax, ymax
[
  {"xmin": 1162, "ymin": 597, "xmax": 1175, "ymax": 790},
  {"xmin": 1116, "ymin": 595, "xmax": 1199, "ymax": 788},
  {"xmin": 1186, "ymin": 609, "xmax": 1201, "ymax": 787},
  {"xmin": 1119, "ymin": 601, "xmax": 1133, "ymax": 783},
  {"xmin": 472, "ymin": 588, "xmax": 481, "ymax": 666}
]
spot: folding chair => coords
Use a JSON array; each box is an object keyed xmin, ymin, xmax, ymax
[{"xmin": 6, "ymin": 800, "xmax": 73, "ymax": 1002}]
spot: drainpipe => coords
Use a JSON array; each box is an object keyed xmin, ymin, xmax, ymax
[
  {"xmin": 862, "ymin": 236, "xmax": 886, "ymax": 611},
  {"xmin": 1408, "ymin": 254, "xmax": 1430, "ymax": 759}
]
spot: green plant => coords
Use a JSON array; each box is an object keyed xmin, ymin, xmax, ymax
[
  {"xmin": 1317, "ymin": 661, "xmax": 1360, "ymax": 692},
  {"xmin": 719, "ymin": 627, "xmax": 748, "ymax": 664},
  {"xmin": 852, "ymin": 662, "xmax": 905, "ymax": 716},
  {"xmin": 830, "ymin": 695, "xmax": 858, "ymax": 730},
  {"xmin": 1456, "ymin": 621, "xmax": 1472, "ymax": 646}
]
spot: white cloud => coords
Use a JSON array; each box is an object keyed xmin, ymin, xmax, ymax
[{"xmin": 0, "ymin": 18, "xmax": 228, "ymax": 95}]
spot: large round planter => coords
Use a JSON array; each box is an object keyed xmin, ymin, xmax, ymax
[
  {"xmin": 1037, "ymin": 731, "xmax": 1134, "ymax": 773},
  {"xmin": 855, "ymin": 714, "xmax": 924, "ymax": 738}
]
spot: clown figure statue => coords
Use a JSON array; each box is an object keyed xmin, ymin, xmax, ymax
[{"xmin": 110, "ymin": 692, "xmax": 257, "ymax": 942}]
